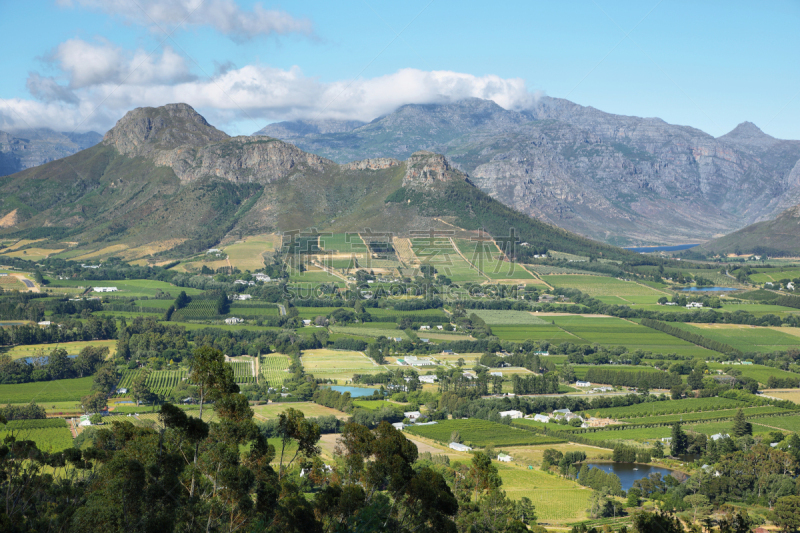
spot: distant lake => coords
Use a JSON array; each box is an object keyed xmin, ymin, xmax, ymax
[
  {"xmin": 582, "ymin": 462, "xmax": 679, "ymax": 491},
  {"xmin": 625, "ymin": 244, "xmax": 700, "ymax": 253},
  {"xmin": 23, "ymin": 354, "xmax": 78, "ymax": 365},
  {"xmin": 328, "ymin": 385, "xmax": 380, "ymax": 398},
  {"xmin": 681, "ymin": 287, "xmax": 741, "ymax": 292}
]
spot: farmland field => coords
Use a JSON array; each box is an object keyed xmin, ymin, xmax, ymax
[
  {"xmin": 469, "ymin": 310, "xmax": 549, "ymax": 326},
  {"xmin": 261, "ymin": 355, "xmax": 291, "ymax": 388},
  {"xmin": 454, "ymin": 239, "xmax": 533, "ymax": 280},
  {"xmin": 46, "ymin": 279, "xmax": 205, "ymax": 298},
  {"xmin": 319, "ymin": 233, "xmax": 367, "ymax": 254},
  {"xmin": 496, "ymin": 464, "xmax": 591, "ymax": 521},
  {"xmin": 228, "ymin": 360, "xmax": 256, "ymax": 383},
  {"xmin": 410, "ymin": 237, "xmax": 487, "ymax": 282},
  {"xmin": 116, "ymin": 369, "xmax": 188, "ymax": 396},
  {"xmin": 572, "ymin": 365, "xmax": 663, "ymax": 380},
  {"xmin": 749, "ymin": 414, "xmax": 800, "ymax": 433},
  {"xmin": 685, "ymin": 419, "xmax": 771, "ymax": 436},
  {"xmin": 0, "ymin": 376, "xmax": 93, "ymax": 403},
  {"xmin": 542, "ymin": 275, "xmax": 668, "ymax": 305},
  {"xmin": 222, "ymin": 234, "xmax": 281, "ymax": 271},
  {"xmin": 749, "ymin": 269, "xmax": 800, "ymax": 283},
  {"xmin": 618, "ymin": 406, "xmax": 790, "ymax": 425},
  {"xmin": 2, "ymin": 339, "xmax": 117, "ymax": 360},
  {"xmin": 0, "ymin": 418, "xmax": 73, "ymax": 452},
  {"xmin": 672, "ymin": 323, "xmax": 800, "ymax": 354},
  {"xmin": 330, "ymin": 325, "xmax": 410, "ymax": 339},
  {"xmin": 301, "ymin": 349, "xmax": 384, "ymax": 381},
  {"xmin": 578, "ymin": 426, "xmax": 673, "ymax": 443},
  {"xmin": 707, "ymin": 362, "xmax": 800, "ymax": 385},
  {"xmin": 551, "ymin": 315, "xmax": 717, "ymax": 357},
  {"xmin": 405, "ymin": 419, "xmax": 566, "ymax": 447},
  {"xmin": 764, "ymin": 389, "xmax": 800, "ymax": 403},
  {"xmin": 491, "ymin": 325, "xmax": 580, "ymax": 343},
  {"xmin": 578, "ymin": 397, "xmax": 748, "ymax": 419},
  {"xmin": 251, "ymin": 401, "xmax": 349, "ymax": 420}
]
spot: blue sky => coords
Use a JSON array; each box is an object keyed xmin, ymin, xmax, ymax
[{"xmin": 0, "ymin": 0, "xmax": 797, "ymax": 138}]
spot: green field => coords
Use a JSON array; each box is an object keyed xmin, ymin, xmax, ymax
[
  {"xmin": 0, "ymin": 376, "xmax": 93, "ymax": 403},
  {"xmin": 405, "ymin": 419, "xmax": 565, "ymax": 447},
  {"xmin": 330, "ymin": 325, "xmax": 409, "ymax": 339},
  {"xmin": 353, "ymin": 400, "xmax": 399, "ymax": 410},
  {"xmin": 497, "ymin": 464, "xmax": 591, "ymax": 521},
  {"xmin": 228, "ymin": 360, "xmax": 256, "ymax": 383},
  {"xmin": 46, "ymin": 279, "xmax": 205, "ymax": 298},
  {"xmin": 685, "ymin": 419, "xmax": 772, "ymax": 436},
  {"xmin": 116, "ymin": 369, "xmax": 188, "ymax": 397},
  {"xmin": 410, "ymin": 237, "xmax": 487, "ymax": 282},
  {"xmin": 251, "ymin": 401, "xmax": 349, "ymax": 420},
  {"xmin": 2, "ymin": 339, "xmax": 117, "ymax": 360},
  {"xmin": 301, "ymin": 349, "xmax": 384, "ymax": 381},
  {"xmin": 750, "ymin": 414, "xmax": 800, "ymax": 433},
  {"xmin": 542, "ymin": 275, "xmax": 668, "ymax": 305},
  {"xmin": 469, "ymin": 310, "xmax": 549, "ymax": 326},
  {"xmin": 318, "ymin": 233, "xmax": 367, "ymax": 254},
  {"xmin": 0, "ymin": 418, "xmax": 73, "ymax": 452},
  {"xmin": 261, "ymin": 355, "xmax": 291, "ymax": 389},
  {"xmin": 572, "ymin": 365, "xmax": 663, "ymax": 380},
  {"xmin": 670, "ymin": 323, "xmax": 800, "ymax": 354},
  {"xmin": 491, "ymin": 325, "xmax": 580, "ymax": 343},
  {"xmin": 579, "ymin": 397, "xmax": 749, "ymax": 419},
  {"xmin": 453, "ymin": 239, "xmax": 533, "ymax": 280},
  {"xmin": 707, "ymin": 362, "xmax": 800, "ymax": 385},
  {"xmin": 749, "ymin": 269, "xmax": 800, "ymax": 283},
  {"xmin": 579, "ymin": 426, "xmax": 673, "ymax": 443},
  {"xmin": 619, "ymin": 406, "xmax": 789, "ymax": 425}
]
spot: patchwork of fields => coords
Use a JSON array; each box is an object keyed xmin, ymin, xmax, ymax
[{"xmin": 671, "ymin": 323, "xmax": 800, "ymax": 354}]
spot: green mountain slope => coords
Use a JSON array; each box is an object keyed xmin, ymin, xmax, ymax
[
  {"xmin": 701, "ymin": 203, "xmax": 800, "ymax": 257},
  {"xmin": 0, "ymin": 103, "xmax": 639, "ymax": 263}
]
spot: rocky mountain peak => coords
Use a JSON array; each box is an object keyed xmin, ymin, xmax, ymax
[
  {"xmin": 719, "ymin": 121, "xmax": 777, "ymax": 147},
  {"xmin": 402, "ymin": 151, "xmax": 464, "ymax": 189},
  {"xmin": 103, "ymin": 103, "xmax": 228, "ymax": 157}
]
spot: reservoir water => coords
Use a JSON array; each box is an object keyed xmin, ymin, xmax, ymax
[
  {"xmin": 328, "ymin": 385, "xmax": 380, "ymax": 398},
  {"xmin": 625, "ymin": 244, "xmax": 700, "ymax": 253},
  {"xmin": 583, "ymin": 462, "xmax": 679, "ymax": 491}
]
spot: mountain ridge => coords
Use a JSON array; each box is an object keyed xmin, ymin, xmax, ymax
[
  {"xmin": 0, "ymin": 103, "xmax": 635, "ymax": 263},
  {"xmin": 0, "ymin": 128, "xmax": 102, "ymax": 177},
  {"xmin": 252, "ymin": 97, "xmax": 800, "ymax": 246}
]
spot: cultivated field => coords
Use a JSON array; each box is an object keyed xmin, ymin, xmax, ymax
[
  {"xmin": 469, "ymin": 310, "xmax": 549, "ymax": 326},
  {"xmin": 496, "ymin": 464, "xmax": 591, "ymax": 522},
  {"xmin": 330, "ymin": 325, "xmax": 410, "ymax": 339},
  {"xmin": 116, "ymin": 369, "xmax": 188, "ymax": 397},
  {"xmin": 2, "ymin": 339, "xmax": 117, "ymax": 360},
  {"xmin": 405, "ymin": 419, "xmax": 565, "ymax": 447},
  {"xmin": 46, "ymin": 279, "xmax": 205, "ymax": 298},
  {"xmin": 542, "ymin": 275, "xmax": 668, "ymax": 305},
  {"xmin": 0, "ymin": 419, "xmax": 73, "ymax": 452},
  {"xmin": 750, "ymin": 414, "xmax": 800, "ymax": 433},
  {"xmin": 578, "ymin": 397, "xmax": 749, "ymax": 419},
  {"xmin": 707, "ymin": 362, "xmax": 800, "ymax": 385},
  {"xmin": 261, "ymin": 355, "xmax": 291, "ymax": 388},
  {"xmin": 251, "ymin": 401, "xmax": 349, "ymax": 420},
  {"xmin": 0, "ymin": 376, "xmax": 93, "ymax": 403},
  {"xmin": 672, "ymin": 323, "xmax": 800, "ymax": 354},
  {"xmin": 301, "ymin": 348, "xmax": 384, "ymax": 381}
]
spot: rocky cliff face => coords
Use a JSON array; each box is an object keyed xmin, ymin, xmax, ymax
[
  {"xmin": 0, "ymin": 128, "xmax": 102, "ymax": 177},
  {"xmin": 402, "ymin": 151, "xmax": 464, "ymax": 189},
  {"xmin": 255, "ymin": 98, "xmax": 800, "ymax": 245}
]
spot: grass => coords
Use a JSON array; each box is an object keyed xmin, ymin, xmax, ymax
[
  {"xmin": 764, "ymin": 389, "xmax": 800, "ymax": 403},
  {"xmin": 222, "ymin": 234, "xmax": 280, "ymax": 271},
  {"xmin": 579, "ymin": 426, "xmax": 673, "ymax": 443},
  {"xmin": 318, "ymin": 233, "xmax": 368, "ymax": 254},
  {"xmin": 618, "ymin": 406, "xmax": 789, "ymax": 425},
  {"xmin": 491, "ymin": 325, "xmax": 580, "ymax": 343},
  {"xmin": 685, "ymin": 419, "xmax": 771, "ymax": 436},
  {"xmin": 453, "ymin": 239, "xmax": 533, "ymax": 280},
  {"xmin": 353, "ymin": 400, "xmax": 399, "ymax": 410},
  {"xmin": 0, "ymin": 376, "xmax": 94, "ymax": 403},
  {"xmin": 405, "ymin": 419, "xmax": 566, "ymax": 447},
  {"xmin": 251, "ymin": 402, "xmax": 349, "ymax": 420},
  {"xmin": 469, "ymin": 310, "xmax": 549, "ymax": 326},
  {"xmin": 329, "ymin": 325, "xmax": 409, "ymax": 339},
  {"xmin": 1, "ymin": 340, "xmax": 117, "ymax": 361}
]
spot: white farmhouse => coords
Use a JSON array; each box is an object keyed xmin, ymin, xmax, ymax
[
  {"xmin": 449, "ymin": 442, "xmax": 472, "ymax": 452},
  {"xmin": 575, "ymin": 380, "xmax": 591, "ymax": 387},
  {"xmin": 498, "ymin": 410, "xmax": 524, "ymax": 419},
  {"xmin": 497, "ymin": 454, "xmax": 512, "ymax": 463},
  {"xmin": 93, "ymin": 287, "xmax": 118, "ymax": 292},
  {"xmin": 532, "ymin": 414, "xmax": 551, "ymax": 423},
  {"xmin": 404, "ymin": 411, "xmax": 421, "ymax": 421},
  {"xmin": 224, "ymin": 317, "xmax": 244, "ymax": 325}
]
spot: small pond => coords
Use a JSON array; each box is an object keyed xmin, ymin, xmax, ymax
[
  {"xmin": 582, "ymin": 462, "xmax": 680, "ymax": 492},
  {"xmin": 23, "ymin": 354, "xmax": 78, "ymax": 365},
  {"xmin": 327, "ymin": 385, "xmax": 381, "ymax": 398},
  {"xmin": 680, "ymin": 287, "xmax": 741, "ymax": 292}
]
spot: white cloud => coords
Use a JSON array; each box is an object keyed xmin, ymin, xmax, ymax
[
  {"xmin": 57, "ymin": 0, "xmax": 313, "ymax": 40},
  {"xmin": 52, "ymin": 39, "xmax": 194, "ymax": 88},
  {"xmin": 2, "ymin": 40, "xmax": 541, "ymax": 134}
]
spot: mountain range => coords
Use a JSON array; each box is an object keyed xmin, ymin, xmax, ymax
[
  {"xmin": 255, "ymin": 97, "xmax": 800, "ymax": 247},
  {"xmin": 0, "ymin": 128, "xmax": 102, "ymax": 177},
  {"xmin": 0, "ymin": 103, "xmax": 633, "ymax": 262}
]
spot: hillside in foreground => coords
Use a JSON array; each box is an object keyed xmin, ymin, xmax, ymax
[{"xmin": 701, "ymin": 202, "xmax": 800, "ymax": 256}]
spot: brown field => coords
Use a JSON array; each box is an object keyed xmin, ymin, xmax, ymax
[
  {"xmin": 763, "ymin": 389, "xmax": 800, "ymax": 403},
  {"xmin": 251, "ymin": 401, "xmax": 349, "ymax": 421}
]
